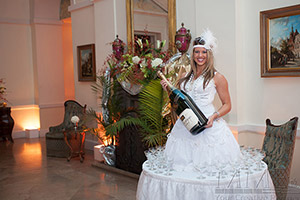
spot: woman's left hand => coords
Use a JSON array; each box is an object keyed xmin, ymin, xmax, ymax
[
  {"xmin": 205, "ymin": 112, "xmax": 219, "ymax": 128},
  {"xmin": 205, "ymin": 116, "xmax": 214, "ymax": 128}
]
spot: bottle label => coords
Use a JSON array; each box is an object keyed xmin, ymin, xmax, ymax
[{"xmin": 179, "ymin": 108, "xmax": 199, "ymax": 131}]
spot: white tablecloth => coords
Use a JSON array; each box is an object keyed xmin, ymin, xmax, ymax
[{"xmin": 136, "ymin": 161, "xmax": 276, "ymax": 200}]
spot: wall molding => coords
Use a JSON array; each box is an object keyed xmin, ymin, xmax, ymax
[
  {"xmin": 11, "ymin": 102, "xmax": 64, "ymax": 110},
  {"xmin": 289, "ymin": 183, "xmax": 300, "ymax": 189},
  {"xmin": 39, "ymin": 102, "xmax": 64, "ymax": 109},
  {"xmin": 0, "ymin": 18, "xmax": 62, "ymax": 26},
  {"xmin": 12, "ymin": 130, "xmax": 26, "ymax": 139},
  {"xmin": 134, "ymin": 9, "xmax": 168, "ymax": 17},
  {"xmin": 0, "ymin": 18, "xmax": 31, "ymax": 25},
  {"xmin": 229, "ymin": 124, "xmax": 266, "ymax": 134},
  {"xmin": 11, "ymin": 104, "xmax": 39, "ymax": 111},
  {"xmin": 229, "ymin": 124, "xmax": 300, "ymax": 137},
  {"xmin": 33, "ymin": 18, "xmax": 62, "ymax": 25}
]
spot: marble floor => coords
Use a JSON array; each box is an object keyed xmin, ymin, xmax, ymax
[
  {"xmin": 0, "ymin": 138, "xmax": 138, "ymax": 200},
  {"xmin": 2, "ymin": 138, "xmax": 300, "ymax": 200}
]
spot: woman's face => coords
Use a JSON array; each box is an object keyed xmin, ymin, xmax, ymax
[{"xmin": 193, "ymin": 47, "xmax": 207, "ymax": 67}]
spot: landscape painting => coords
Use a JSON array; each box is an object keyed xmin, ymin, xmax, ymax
[
  {"xmin": 260, "ymin": 4, "xmax": 300, "ymax": 77},
  {"xmin": 269, "ymin": 15, "xmax": 300, "ymax": 69}
]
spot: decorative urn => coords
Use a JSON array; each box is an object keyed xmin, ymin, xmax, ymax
[
  {"xmin": 175, "ymin": 23, "xmax": 191, "ymax": 54},
  {"xmin": 112, "ymin": 35, "xmax": 124, "ymax": 60}
]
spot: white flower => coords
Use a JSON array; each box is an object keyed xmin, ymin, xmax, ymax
[
  {"xmin": 151, "ymin": 58, "xmax": 163, "ymax": 68},
  {"xmin": 71, "ymin": 116, "xmax": 80, "ymax": 124},
  {"xmin": 137, "ymin": 38, "xmax": 143, "ymax": 48},
  {"xmin": 156, "ymin": 40, "xmax": 166, "ymax": 49},
  {"xmin": 132, "ymin": 56, "xmax": 141, "ymax": 64},
  {"xmin": 156, "ymin": 40, "xmax": 161, "ymax": 49},
  {"xmin": 140, "ymin": 60, "xmax": 147, "ymax": 67},
  {"xmin": 161, "ymin": 40, "xmax": 166, "ymax": 48}
]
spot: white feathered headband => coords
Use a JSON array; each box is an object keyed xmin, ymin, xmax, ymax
[{"xmin": 193, "ymin": 28, "xmax": 217, "ymax": 54}]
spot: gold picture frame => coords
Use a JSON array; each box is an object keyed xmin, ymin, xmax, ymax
[
  {"xmin": 77, "ymin": 44, "xmax": 96, "ymax": 81},
  {"xmin": 126, "ymin": 0, "xmax": 176, "ymax": 53},
  {"xmin": 260, "ymin": 4, "xmax": 300, "ymax": 77}
]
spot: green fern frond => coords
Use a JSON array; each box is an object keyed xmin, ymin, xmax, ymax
[
  {"xmin": 140, "ymin": 131, "xmax": 167, "ymax": 147},
  {"xmin": 86, "ymin": 108, "xmax": 102, "ymax": 123},
  {"xmin": 138, "ymin": 79, "xmax": 169, "ymax": 147},
  {"xmin": 105, "ymin": 116, "xmax": 149, "ymax": 137},
  {"xmin": 91, "ymin": 75, "xmax": 105, "ymax": 95},
  {"xmin": 139, "ymin": 80, "xmax": 164, "ymax": 128},
  {"xmin": 91, "ymin": 74, "xmax": 114, "ymax": 104}
]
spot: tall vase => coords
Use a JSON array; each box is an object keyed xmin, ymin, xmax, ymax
[
  {"xmin": 0, "ymin": 107, "xmax": 14, "ymax": 143},
  {"xmin": 112, "ymin": 35, "xmax": 124, "ymax": 60},
  {"xmin": 175, "ymin": 23, "xmax": 191, "ymax": 54}
]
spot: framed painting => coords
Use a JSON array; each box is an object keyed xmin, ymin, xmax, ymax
[
  {"xmin": 260, "ymin": 4, "xmax": 300, "ymax": 77},
  {"xmin": 77, "ymin": 44, "xmax": 96, "ymax": 81}
]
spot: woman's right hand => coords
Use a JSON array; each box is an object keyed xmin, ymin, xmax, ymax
[{"xmin": 160, "ymin": 80, "xmax": 168, "ymax": 91}]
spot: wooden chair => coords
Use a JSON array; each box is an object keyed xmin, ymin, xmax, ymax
[{"xmin": 262, "ymin": 117, "xmax": 298, "ymax": 200}]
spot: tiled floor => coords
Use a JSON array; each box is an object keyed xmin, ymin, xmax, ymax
[{"xmin": 0, "ymin": 138, "xmax": 138, "ymax": 200}]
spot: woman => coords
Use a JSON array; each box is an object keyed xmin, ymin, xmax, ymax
[{"xmin": 161, "ymin": 29, "xmax": 241, "ymax": 172}]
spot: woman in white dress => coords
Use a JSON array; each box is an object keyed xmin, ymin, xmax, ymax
[{"xmin": 161, "ymin": 29, "xmax": 241, "ymax": 172}]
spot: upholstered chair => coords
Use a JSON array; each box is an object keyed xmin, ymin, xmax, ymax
[
  {"xmin": 45, "ymin": 100, "xmax": 86, "ymax": 158},
  {"xmin": 262, "ymin": 117, "xmax": 298, "ymax": 200}
]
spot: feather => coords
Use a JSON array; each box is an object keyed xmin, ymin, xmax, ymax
[{"xmin": 200, "ymin": 28, "xmax": 217, "ymax": 54}]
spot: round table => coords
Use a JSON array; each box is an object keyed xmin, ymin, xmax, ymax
[{"xmin": 137, "ymin": 161, "xmax": 276, "ymax": 200}]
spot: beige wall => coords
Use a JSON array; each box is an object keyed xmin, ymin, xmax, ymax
[
  {"xmin": 70, "ymin": 0, "xmax": 127, "ymax": 111},
  {"xmin": 0, "ymin": 0, "xmax": 68, "ymax": 136},
  {"xmin": 1, "ymin": 0, "xmax": 36, "ymax": 133},
  {"xmin": 62, "ymin": 20, "xmax": 75, "ymax": 101},
  {"xmin": 236, "ymin": 0, "xmax": 300, "ymax": 127},
  {"xmin": 70, "ymin": 2, "xmax": 96, "ymax": 109},
  {"xmin": 0, "ymin": 23, "xmax": 35, "ymax": 106},
  {"xmin": 235, "ymin": 0, "xmax": 300, "ymax": 185}
]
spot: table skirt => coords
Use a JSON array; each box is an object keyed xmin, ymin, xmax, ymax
[{"xmin": 137, "ymin": 162, "xmax": 276, "ymax": 200}]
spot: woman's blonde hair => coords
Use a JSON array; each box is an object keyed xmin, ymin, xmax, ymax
[{"xmin": 177, "ymin": 49, "xmax": 216, "ymax": 90}]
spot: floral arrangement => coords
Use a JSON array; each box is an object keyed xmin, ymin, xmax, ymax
[
  {"xmin": 86, "ymin": 36, "xmax": 173, "ymax": 148},
  {"xmin": 71, "ymin": 115, "xmax": 80, "ymax": 126},
  {"xmin": 106, "ymin": 37, "xmax": 171, "ymax": 85},
  {"xmin": 0, "ymin": 78, "xmax": 7, "ymax": 106}
]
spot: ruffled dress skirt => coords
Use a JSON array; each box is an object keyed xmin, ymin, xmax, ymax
[{"xmin": 164, "ymin": 115, "xmax": 241, "ymax": 172}]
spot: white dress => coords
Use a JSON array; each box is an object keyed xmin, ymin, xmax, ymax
[{"xmin": 164, "ymin": 73, "xmax": 241, "ymax": 172}]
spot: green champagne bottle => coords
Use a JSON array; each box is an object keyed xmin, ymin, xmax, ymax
[{"xmin": 158, "ymin": 71, "xmax": 208, "ymax": 135}]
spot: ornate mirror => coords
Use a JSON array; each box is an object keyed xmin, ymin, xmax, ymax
[{"xmin": 126, "ymin": 0, "xmax": 176, "ymax": 53}]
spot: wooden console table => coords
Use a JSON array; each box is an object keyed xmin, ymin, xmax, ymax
[{"xmin": 63, "ymin": 128, "xmax": 85, "ymax": 162}]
